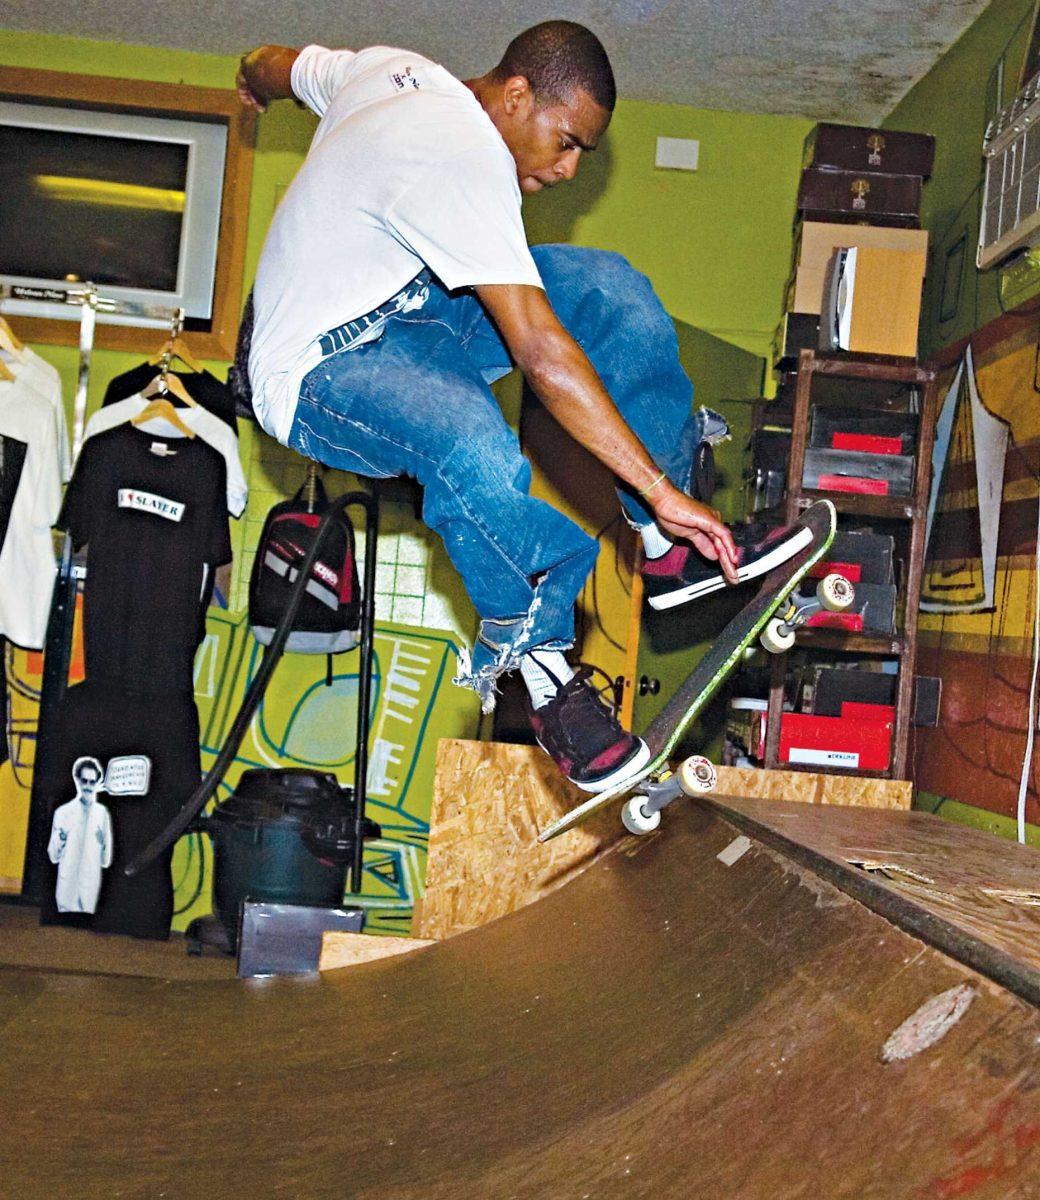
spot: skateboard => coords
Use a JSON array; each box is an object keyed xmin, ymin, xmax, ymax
[{"xmin": 537, "ymin": 499, "xmax": 851, "ymax": 843}]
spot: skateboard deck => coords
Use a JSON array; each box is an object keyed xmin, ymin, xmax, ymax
[{"xmin": 537, "ymin": 499, "xmax": 838, "ymax": 843}]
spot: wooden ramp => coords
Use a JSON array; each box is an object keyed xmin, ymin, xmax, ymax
[{"xmin": 3, "ymin": 794, "xmax": 1040, "ymax": 1196}]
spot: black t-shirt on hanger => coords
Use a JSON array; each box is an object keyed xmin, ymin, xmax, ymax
[
  {"xmin": 103, "ymin": 361, "xmax": 238, "ymax": 431},
  {"xmin": 58, "ymin": 423, "xmax": 232, "ymax": 695}
]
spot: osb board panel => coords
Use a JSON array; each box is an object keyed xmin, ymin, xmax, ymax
[
  {"xmin": 707, "ymin": 793, "xmax": 1040, "ymax": 993},
  {"xmin": 319, "ymin": 932, "xmax": 436, "ymax": 971},
  {"xmin": 417, "ymin": 739, "xmax": 621, "ymax": 941},
  {"xmin": 714, "ymin": 765, "xmax": 911, "ymax": 809}
]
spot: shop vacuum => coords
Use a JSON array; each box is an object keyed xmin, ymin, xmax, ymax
[{"xmin": 124, "ymin": 463, "xmax": 382, "ymax": 954}]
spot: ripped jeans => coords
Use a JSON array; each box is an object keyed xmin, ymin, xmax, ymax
[{"xmin": 288, "ymin": 244, "xmax": 716, "ymax": 711}]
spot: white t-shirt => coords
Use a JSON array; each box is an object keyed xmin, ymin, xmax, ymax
[
  {"xmin": 249, "ymin": 44, "xmax": 544, "ymax": 443},
  {"xmin": 0, "ymin": 376, "xmax": 63, "ymax": 649},
  {"xmin": 2, "ymin": 348, "xmax": 70, "ymax": 483},
  {"xmin": 83, "ymin": 395, "xmax": 248, "ymax": 518}
]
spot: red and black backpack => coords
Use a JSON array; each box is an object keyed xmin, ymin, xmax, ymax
[{"xmin": 248, "ymin": 475, "xmax": 361, "ymax": 654}]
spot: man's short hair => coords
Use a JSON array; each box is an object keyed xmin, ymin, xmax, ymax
[{"xmin": 491, "ymin": 21, "xmax": 616, "ymax": 112}]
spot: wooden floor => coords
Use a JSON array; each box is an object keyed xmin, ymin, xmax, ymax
[{"xmin": 3, "ymin": 798, "xmax": 1040, "ymax": 1198}]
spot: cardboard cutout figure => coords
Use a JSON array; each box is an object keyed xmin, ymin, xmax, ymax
[{"xmin": 47, "ymin": 756, "xmax": 114, "ymax": 914}]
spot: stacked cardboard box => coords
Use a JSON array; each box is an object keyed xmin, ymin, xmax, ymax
[{"xmin": 774, "ymin": 122, "xmax": 935, "ymax": 365}]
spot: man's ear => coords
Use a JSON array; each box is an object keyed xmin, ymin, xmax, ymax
[{"xmin": 501, "ymin": 74, "xmax": 534, "ymax": 117}]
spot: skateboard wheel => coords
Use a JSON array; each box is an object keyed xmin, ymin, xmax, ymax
[
  {"xmin": 679, "ymin": 754, "xmax": 718, "ymax": 795},
  {"xmin": 761, "ymin": 617, "xmax": 796, "ymax": 654},
  {"xmin": 817, "ymin": 573, "xmax": 855, "ymax": 612},
  {"xmin": 621, "ymin": 797, "xmax": 661, "ymax": 835}
]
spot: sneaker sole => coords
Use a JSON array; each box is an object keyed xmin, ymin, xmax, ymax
[
  {"xmin": 571, "ymin": 737, "xmax": 653, "ymax": 794},
  {"xmin": 647, "ymin": 525, "xmax": 814, "ymax": 611}
]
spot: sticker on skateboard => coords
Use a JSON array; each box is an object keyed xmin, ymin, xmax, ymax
[{"xmin": 537, "ymin": 500, "xmax": 848, "ymax": 843}]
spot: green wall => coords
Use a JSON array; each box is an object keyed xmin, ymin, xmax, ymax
[
  {"xmin": 885, "ymin": 0, "xmax": 1039, "ymax": 354},
  {"xmin": 525, "ymin": 100, "xmax": 812, "ymax": 359}
]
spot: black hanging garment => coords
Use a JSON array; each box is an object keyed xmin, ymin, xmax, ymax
[
  {"xmin": 102, "ymin": 361, "xmax": 238, "ymax": 431},
  {"xmin": 37, "ymin": 681, "xmax": 201, "ymax": 939},
  {"xmin": 37, "ymin": 421, "xmax": 231, "ymax": 937}
]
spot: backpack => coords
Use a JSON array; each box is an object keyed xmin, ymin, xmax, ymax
[{"xmin": 249, "ymin": 475, "xmax": 361, "ymax": 654}]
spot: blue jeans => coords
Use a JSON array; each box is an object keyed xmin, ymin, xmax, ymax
[{"xmin": 288, "ymin": 244, "xmax": 710, "ymax": 710}]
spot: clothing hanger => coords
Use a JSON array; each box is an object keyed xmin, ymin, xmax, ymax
[
  {"xmin": 131, "ymin": 395, "xmax": 196, "ymax": 439},
  {"xmin": 140, "ymin": 369, "xmax": 197, "ymax": 408},
  {"xmin": 0, "ymin": 317, "xmax": 25, "ymax": 357},
  {"xmin": 148, "ymin": 335, "xmax": 204, "ymax": 375},
  {"xmin": 140, "ymin": 308, "xmax": 198, "ymax": 408},
  {"xmin": 132, "ymin": 309, "xmax": 197, "ymax": 437}
]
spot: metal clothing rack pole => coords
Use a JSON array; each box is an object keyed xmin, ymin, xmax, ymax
[
  {"xmin": 3, "ymin": 284, "xmax": 182, "ymax": 902},
  {"xmin": 348, "ymin": 490, "xmax": 380, "ymax": 895}
]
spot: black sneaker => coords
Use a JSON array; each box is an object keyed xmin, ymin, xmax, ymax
[
  {"xmin": 529, "ymin": 667, "xmax": 651, "ymax": 792},
  {"xmin": 642, "ymin": 519, "xmax": 813, "ymax": 611}
]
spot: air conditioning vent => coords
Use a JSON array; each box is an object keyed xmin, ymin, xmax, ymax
[{"xmin": 978, "ymin": 72, "xmax": 1040, "ymax": 269}]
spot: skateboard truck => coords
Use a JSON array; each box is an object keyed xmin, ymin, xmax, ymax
[
  {"xmin": 621, "ymin": 755, "xmax": 718, "ymax": 835},
  {"xmin": 760, "ymin": 573, "xmax": 854, "ymax": 654}
]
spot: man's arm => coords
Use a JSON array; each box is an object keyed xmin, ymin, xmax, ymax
[
  {"xmin": 236, "ymin": 46, "xmax": 302, "ymax": 112},
  {"xmin": 476, "ymin": 283, "xmax": 738, "ymax": 578}
]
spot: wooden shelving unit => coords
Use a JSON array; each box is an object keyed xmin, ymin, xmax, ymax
[{"xmin": 762, "ymin": 348, "xmax": 939, "ymax": 781}]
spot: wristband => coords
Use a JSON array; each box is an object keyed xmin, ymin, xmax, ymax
[{"xmin": 638, "ymin": 471, "xmax": 668, "ymax": 497}]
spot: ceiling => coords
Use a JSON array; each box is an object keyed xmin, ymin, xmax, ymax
[{"xmin": 2, "ymin": 0, "xmax": 993, "ymax": 122}]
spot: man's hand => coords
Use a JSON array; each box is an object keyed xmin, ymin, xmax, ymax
[
  {"xmin": 648, "ymin": 484, "xmax": 739, "ymax": 584},
  {"xmin": 235, "ymin": 46, "xmax": 301, "ymax": 112},
  {"xmin": 236, "ymin": 55, "xmax": 268, "ymax": 112}
]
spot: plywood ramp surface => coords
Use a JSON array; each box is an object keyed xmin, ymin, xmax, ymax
[
  {"xmin": 3, "ymin": 800, "xmax": 1040, "ymax": 1199},
  {"xmin": 706, "ymin": 792, "xmax": 1040, "ymax": 1002}
]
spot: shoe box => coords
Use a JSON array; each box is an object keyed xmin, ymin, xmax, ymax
[
  {"xmin": 798, "ymin": 665, "xmax": 896, "ymax": 716},
  {"xmin": 746, "ymin": 425, "xmax": 791, "ymax": 513},
  {"xmin": 772, "ymin": 311, "xmax": 821, "ymax": 370},
  {"xmin": 811, "ymin": 407, "xmax": 918, "ymax": 456},
  {"xmin": 795, "ymin": 122, "xmax": 934, "ymax": 230},
  {"xmin": 779, "ymin": 705, "xmax": 894, "ymax": 772},
  {"xmin": 780, "ymin": 660, "xmax": 897, "ymax": 771},
  {"xmin": 802, "ymin": 406, "xmax": 916, "ymax": 498},
  {"xmin": 728, "ymin": 699, "xmax": 895, "ymax": 772},
  {"xmin": 797, "ymin": 168, "xmax": 923, "ymax": 227},
  {"xmin": 807, "ymin": 529, "xmax": 895, "ymax": 585},
  {"xmin": 785, "ymin": 221, "xmax": 929, "ymax": 316},
  {"xmin": 802, "ymin": 123, "xmax": 935, "ymax": 179},
  {"xmin": 802, "ymin": 445, "xmax": 914, "ymax": 497}
]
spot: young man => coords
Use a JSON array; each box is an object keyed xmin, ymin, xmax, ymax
[{"xmin": 237, "ymin": 22, "xmax": 807, "ymax": 793}]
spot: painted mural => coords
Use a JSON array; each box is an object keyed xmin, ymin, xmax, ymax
[
  {"xmin": 914, "ymin": 312, "xmax": 1040, "ymax": 831},
  {"xmin": 1, "ymin": 603, "xmax": 480, "ymax": 936}
]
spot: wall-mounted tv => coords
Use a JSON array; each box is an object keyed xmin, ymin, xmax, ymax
[
  {"xmin": 0, "ymin": 65, "xmax": 255, "ymax": 359},
  {"xmin": 0, "ymin": 100, "xmax": 227, "ymax": 327}
]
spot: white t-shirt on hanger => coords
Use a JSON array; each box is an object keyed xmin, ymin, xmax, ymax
[
  {"xmin": 0, "ymin": 375, "xmax": 63, "ymax": 649},
  {"xmin": 82, "ymin": 394, "xmax": 248, "ymax": 518},
  {"xmin": 2, "ymin": 348, "xmax": 70, "ymax": 483},
  {"xmin": 249, "ymin": 43, "xmax": 544, "ymax": 443}
]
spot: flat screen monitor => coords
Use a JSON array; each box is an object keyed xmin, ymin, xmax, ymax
[{"xmin": 0, "ymin": 100, "xmax": 227, "ymax": 326}]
